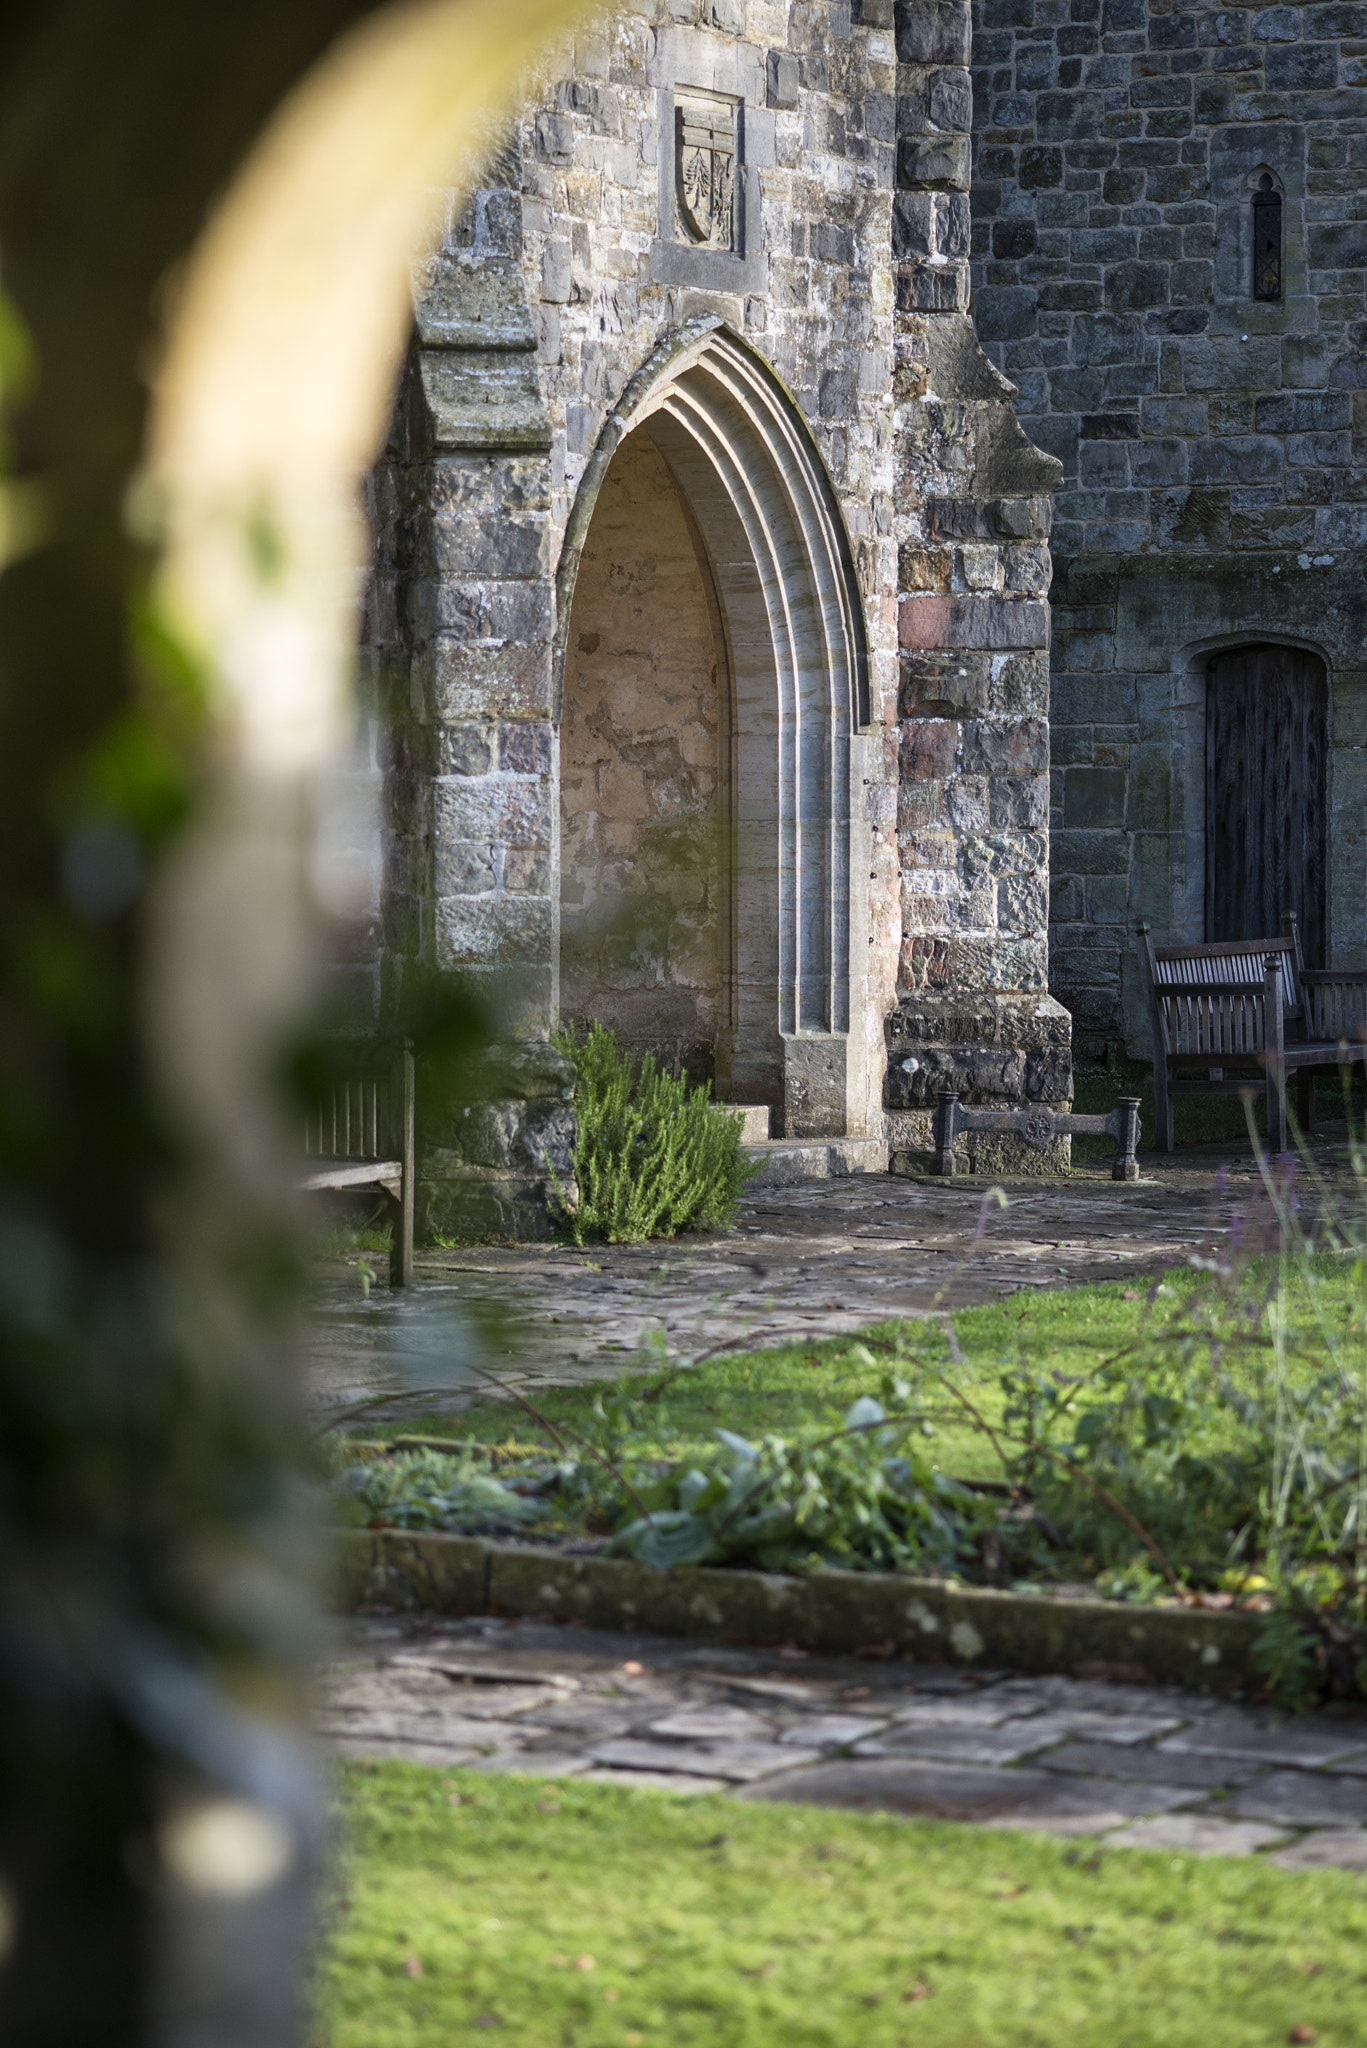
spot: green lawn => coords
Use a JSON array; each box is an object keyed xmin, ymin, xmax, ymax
[
  {"xmin": 350, "ymin": 1262, "xmax": 1325, "ymax": 1483},
  {"xmin": 320, "ymin": 1762, "xmax": 1367, "ymax": 2048}
]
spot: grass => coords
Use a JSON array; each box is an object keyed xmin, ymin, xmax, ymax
[
  {"xmin": 350, "ymin": 1249, "xmax": 1367, "ymax": 1466},
  {"xmin": 320, "ymin": 1762, "xmax": 1367, "ymax": 2048},
  {"xmin": 344, "ymin": 1272, "xmax": 1214, "ymax": 1482}
]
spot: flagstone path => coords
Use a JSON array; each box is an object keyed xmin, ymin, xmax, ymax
[
  {"xmin": 324, "ymin": 1610, "xmax": 1367, "ymax": 1867},
  {"xmin": 306, "ymin": 1143, "xmax": 1293, "ymax": 1425}
]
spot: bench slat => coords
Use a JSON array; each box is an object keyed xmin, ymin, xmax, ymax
[{"xmin": 302, "ymin": 1159, "xmax": 402, "ymax": 1194}]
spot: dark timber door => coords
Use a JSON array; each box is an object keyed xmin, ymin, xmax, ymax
[{"xmin": 1206, "ymin": 644, "xmax": 1328, "ymax": 964}]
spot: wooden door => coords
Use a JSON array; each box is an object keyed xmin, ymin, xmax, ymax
[{"xmin": 1206, "ymin": 643, "xmax": 1328, "ymax": 963}]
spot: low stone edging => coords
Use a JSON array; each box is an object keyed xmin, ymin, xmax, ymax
[{"xmin": 336, "ymin": 1530, "xmax": 1265, "ymax": 1694}]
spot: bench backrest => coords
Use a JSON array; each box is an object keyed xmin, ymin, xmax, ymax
[
  {"xmin": 303, "ymin": 1041, "xmax": 411, "ymax": 1167},
  {"xmin": 1150, "ymin": 978, "xmax": 1276, "ymax": 1059},
  {"xmin": 1301, "ymin": 969, "xmax": 1367, "ymax": 1044},
  {"xmin": 1137, "ymin": 919, "xmax": 1303, "ymax": 1028}
]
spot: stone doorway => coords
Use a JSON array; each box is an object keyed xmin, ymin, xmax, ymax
[
  {"xmin": 1206, "ymin": 643, "xmax": 1329, "ymax": 963},
  {"xmin": 554, "ymin": 323, "xmax": 874, "ymax": 1141},
  {"xmin": 559, "ymin": 426, "xmax": 727, "ymax": 1091}
]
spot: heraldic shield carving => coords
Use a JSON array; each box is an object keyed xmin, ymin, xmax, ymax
[{"xmin": 675, "ymin": 93, "xmax": 737, "ymax": 250}]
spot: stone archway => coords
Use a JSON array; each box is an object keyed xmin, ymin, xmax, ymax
[
  {"xmin": 560, "ymin": 427, "xmax": 727, "ymax": 1091},
  {"xmin": 555, "ymin": 322, "xmax": 872, "ymax": 1139}
]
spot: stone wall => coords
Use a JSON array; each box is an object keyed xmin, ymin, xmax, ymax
[
  {"xmin": 968, "ymin": 0, "xmax": 1367, "ymax": 1050},
  {"xmin": 560, "ymin": 428, "xmax": 724, "ymax": 1084},
  {"xmin": 359, "ymin": 0, "xmax": 1074, "ymax": 1223}
]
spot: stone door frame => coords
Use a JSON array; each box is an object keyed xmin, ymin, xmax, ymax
[
  {"xmin": 1170, "ymin": 629, "xmax": 1335, "ymax": 944},
  {"xmin": 554, "ymin": 319, "xmax": 874, "ymax": 1138},
  {"xmin": 1119, "ymin": 623, "xmax": 1337, "ymax": 1049}
]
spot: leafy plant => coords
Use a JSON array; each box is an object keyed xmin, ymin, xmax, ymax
[
  {"xmin": 330, "ymin": 1395, "xmax": 985, "ymax": 1577},
  {"xmin": 604, "ymin": 1396, "xmax": 981, "ymax": 1575},
  {"xmin": 907, "ymin": 1126, "xmax": 1367, "ymax": 1698},
  {"xmin": 550, "ymin": 1021, "xmax": 756, "ymax": 1243},
  {"xmin": 325, "ymin": 1076, "xmax": 1367, "ymax": 1701},
  {"xmin": 334, "ymin": 1446, "xmax": 549, "ymax": 1535}
]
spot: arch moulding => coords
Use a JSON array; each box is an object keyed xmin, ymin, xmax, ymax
[{"xmin": 555, "ymin": 320, "xmax": 876, "ymax": 1139}]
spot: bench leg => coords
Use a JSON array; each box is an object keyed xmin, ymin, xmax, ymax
[
  {"xmin": 388, "ymin": 1185, "xmax": 414, "ymax": 1287},
  {"xmin": 1153, "ymin": 1059, "xmax": 1174, "ymax": 1153},
  {"xmin": 1297, "ymin": 1068, "xmax": 1314, "ymax": 1134},
  {"xmin": 390, "ymin": 1041, "xmax": 416, "ymax": 1287},
  {"xmin": 1265, "ymin": 1063, "xmax": 1287, "ymax": 1156}
]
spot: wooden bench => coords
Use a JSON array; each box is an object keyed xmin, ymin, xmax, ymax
[
  {"xmin": 1136, "ymin": 921, "xmax": 1367, "ymax": 1154},
  {"xmin": 932, "ymin": 1092, "xmax": 1142, "ymax": 1180},
  {"xmin": 302, "ymin": 1039, "xmax": 415, "ymax": 1285}
]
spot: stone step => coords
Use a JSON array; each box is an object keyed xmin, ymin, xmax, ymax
[
  {"xmin": 743, "ymin": 1136, "xmax": 889, "ymax": 1187},
  {"xmin": 714, "ymin": 1103, "xmax": 772, "ymax": 1143}
]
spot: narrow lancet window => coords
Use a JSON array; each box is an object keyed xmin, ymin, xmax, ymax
[{"xmin": 1253, "ymin": 175, "xmax": 1283, "ymax": 301}]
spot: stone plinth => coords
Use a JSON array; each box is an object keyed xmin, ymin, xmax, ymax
[{"xmin": 885, "ymin": 991, "xmax": 1073, "ymax": 1173}]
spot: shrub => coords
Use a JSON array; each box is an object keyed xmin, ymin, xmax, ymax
[
  {"xmin": 333, "ymin": 1446, "xmax": 547, "ymax": 1535},
  {"xmin": 550, "ymin": 1021, "xmax": 755, "ymax": 1243}
]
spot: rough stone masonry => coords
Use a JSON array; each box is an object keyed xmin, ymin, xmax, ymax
[
  {"xmin": 968, "ymin": 0, "xmax": 1367, "ymax": 1051},
  {"xmin": 345, "ymin": 0, "xmax": 1367, "ymax": 1229},
  {"xmin": 347, "ymin": 0, "xmax": 1070, "ymax": 1233}
]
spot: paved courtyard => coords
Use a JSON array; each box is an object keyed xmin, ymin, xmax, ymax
[
  {"xmin": 318, "ymin": 1139, "xmax": 1367, "ymax": 1863},
  {"xmin": 305, "ymin": 1143, "xmax": 1287, "ymax": 1425},
  {"xmin": 324, "ymin": 1611, "xmax": 1367, "ymax": 1868}
]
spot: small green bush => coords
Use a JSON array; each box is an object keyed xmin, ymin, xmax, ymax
[{"xmin": 550, "ymin": 1021, "xmax": 756, "ymax": 1243}]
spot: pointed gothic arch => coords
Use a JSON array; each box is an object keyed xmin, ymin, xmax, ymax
[{"xmin": 555, "ymin": 321, "xmax": 872, "ymax": 1137}]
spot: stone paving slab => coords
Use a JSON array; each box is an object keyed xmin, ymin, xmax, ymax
[
  {"xmin": 579, "ymin": 1768, "xmax": 728, "ymax": 1794},
  {"xmin": 742, "ymin": 1759, "xmax": 1202, "ymax": 1834},
  {"xmin": 1103, "ymin": 1815, "xmax": 1292, "ymax": 1858},
  {"xmin": 1268, "ymin": 1831, "xmax": 1367, "ymax": 1872},
  {"xmin": 852, "ymin": 1724, "xmax": 1068, "ymax": 1766},
  {"xmin": 587, "ymin": 1735, "xmax": 823, "ymax": 1783},
  {"xmin": 1157, "ymin": 1708, "xmax": 1367, "ymax": 1771},
  {"xmin": 1229, "ymin": 1771, "xmax": 1367, "ymax": 1829},
  {"xmin": 323, "ymin": 1610, "xmax": 1367, "ymax": 1867},
  {"xmin": 1033, "ymin": 1741, "xmax": 1267, "ymax": 1790},
  {"xmin": 305, "ymin": 1147, "xmax": 1283, "ymax": 1420}
]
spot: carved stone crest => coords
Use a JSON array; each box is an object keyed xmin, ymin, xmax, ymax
[{"xmin": 675, "ymin": 94, "xmax": 737, "ymax": 250}]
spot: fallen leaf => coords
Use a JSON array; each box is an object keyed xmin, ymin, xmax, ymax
[
  {"xmin": 1121, "ymin": 1289, "xmax": 1138, "ymax": 1299},
  {"xmin": 403, "ymin": 1956, "xmax": 423, "ymax": 1978},
  {"xmin": 574, "ymin": 1955, "xmax": 596, "ymax": 1972},
  {"xmin": 856, "ymin": 1640, "xmax": 898, "ymax": 1661},
  {"xmin": 1289, "ymin": 2029, "xmax": 1316, "ymax": 2044},
  {"xmin": 1301, "ymin": 1963, "xmax": 1322, "ymax": 1976},
  {"xmin": 622, "ymin": 1661, "xmax": 646, "ymax": 1676},
  {"xmin": 604, "ymin": 1987, "xmax": 620, "ymax": 2002},
  {"xmin": 903, "ymin": 1981, "xmax": 930, "ymax": 2002}
]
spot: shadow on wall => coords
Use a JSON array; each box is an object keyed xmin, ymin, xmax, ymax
[{"xmin": 560, "ymin": 424, "xmax": 726, "ymax": 1092}]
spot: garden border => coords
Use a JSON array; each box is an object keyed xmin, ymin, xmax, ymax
[{"xmin": 336, "ymin": 1531, "xmax": 1266, "ymax": 1693}]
